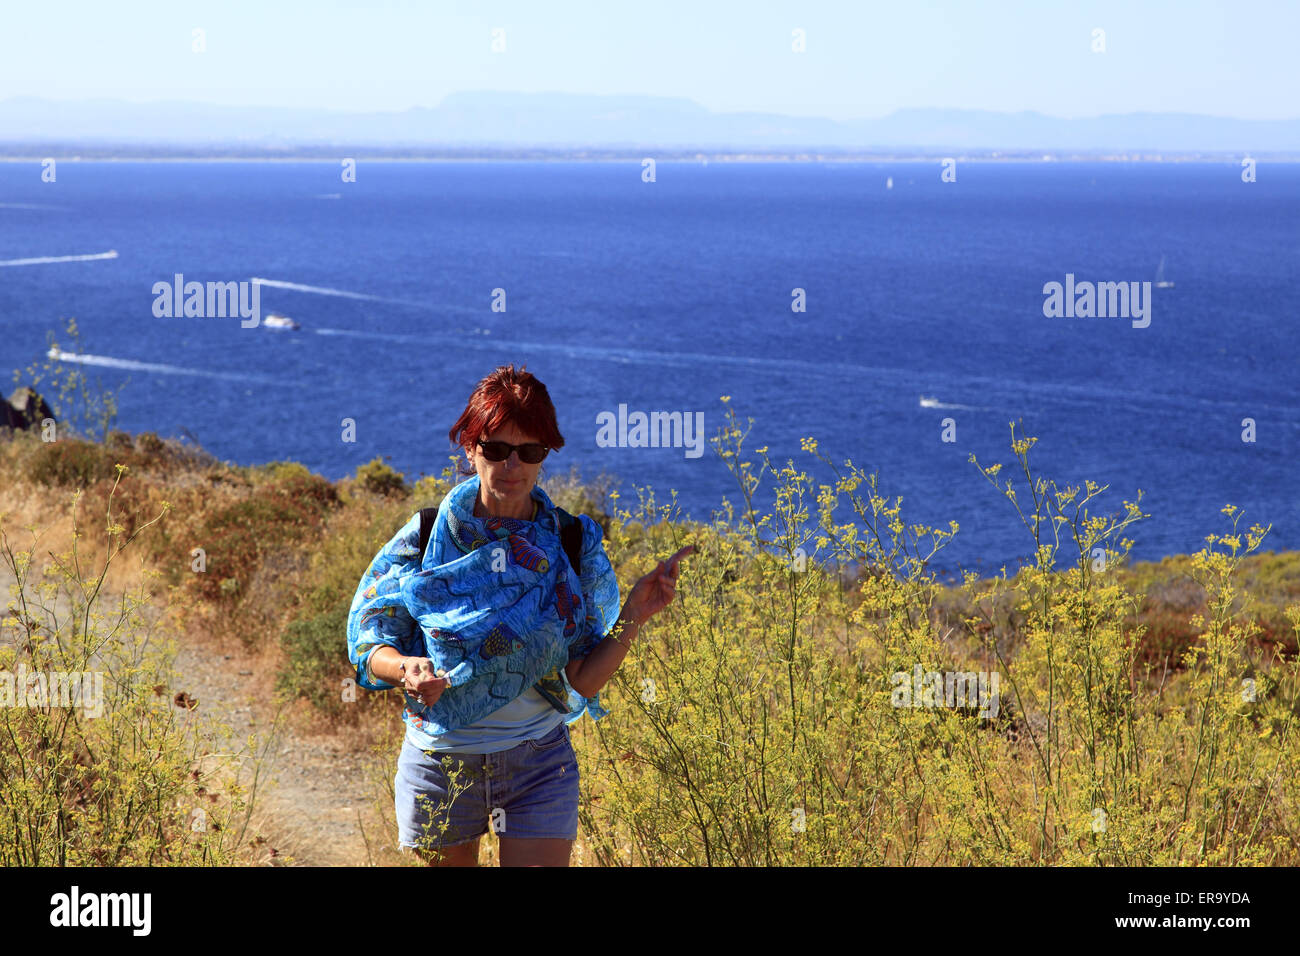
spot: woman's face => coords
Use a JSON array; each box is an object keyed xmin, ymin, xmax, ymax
[{"xmin": 465, "ymin": 420, "xmax": 545, "ymax": 517}]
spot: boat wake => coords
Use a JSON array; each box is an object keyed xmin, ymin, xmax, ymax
[
  {"xmin": 46, "ymin": 348, "xmax": 289, "ymax": 387},
  {"xmin": 0, "ymin": 250, "xmax": 117, "ymax": 267},
  {"xmin": 919, "ymin": 396, "xmax": 987, "ymax": 411},
  {"xmin": 311, "ymin": 325, "xmax": 925, "ymax": 379},
  {"xmin": 0, "ymin": 202, "xmax": 65, "ymax": 211},
  {"xmin": 306, "ymin": 328, "xmax": 1300, "ymax": 421},
  {"xmin": 250, "ymin": 277, "xmax": 425, "ymax": 307}
]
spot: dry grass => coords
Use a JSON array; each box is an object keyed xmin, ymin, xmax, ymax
[{"xmin": 6, "ymin": 410, "xmax": 1298, "ymax": 866}]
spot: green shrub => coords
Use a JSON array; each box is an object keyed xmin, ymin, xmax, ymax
[
  {"xmin": 23, "ymin": 437, "xmax": 118, "ymax": 487},
  {"xmin": 137, "ymin": 431, "xmax": 166, "ymax": 456},
  {"xmin": 276, "ymin": 609, "xmax": 353, "ymax": 716},
  {"xmin": 543, "ymin": 464, "xmax": 616, "ymax": 532},
  {"xmin": 273, "ymin": 495, "xmax": 421, "ymax": 719},
  {"xmin": 255, "ymin": 460, "xmax": 312, "ymax": 483},
  {"xmin": 187, "ymin": 471, "xmax": 340, "ymax": 609},
  {"xmin": 106, "ymin": 429, "xmax": 133, "ymax": 450},
  {"xmin": 409, "ymin": 474, "xmax": 451, "ymax": 508},
  {"xmin": 354, "ymin": 456, "xmax": 408, "ymax": 497}
]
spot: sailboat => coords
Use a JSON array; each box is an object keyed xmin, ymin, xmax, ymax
[{"xmin": 1154, "ymin": 256, "xmax": 1175, "ymax": 288}]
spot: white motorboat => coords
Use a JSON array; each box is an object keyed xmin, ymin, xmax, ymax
[{"xmin": 263, "ymin": 313, "xmax": 301, "ymax": 330}]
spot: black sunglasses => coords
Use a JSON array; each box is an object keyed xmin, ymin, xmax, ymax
[{"xmin": 476, "ymin": 439, "xmax": 550, "ymax": 464}]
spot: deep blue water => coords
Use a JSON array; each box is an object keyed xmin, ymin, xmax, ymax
[{"xmin": 1, "ymin": 160, "xmax": 1297, "ymax": 575}]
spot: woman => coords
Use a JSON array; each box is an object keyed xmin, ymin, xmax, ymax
[{"xmin": 347, "ymin": 364, "xmax": 693, "ymax": 867}]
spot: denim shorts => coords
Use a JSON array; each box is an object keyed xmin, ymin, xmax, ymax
[{"xmin": 394, "ymin": 721, "xmax": 579, "ymax": 851}]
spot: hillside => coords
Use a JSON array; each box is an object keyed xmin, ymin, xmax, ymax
[{"xmin": 2, "ymin": 416, "xmax": 1297, "ymax": 865}]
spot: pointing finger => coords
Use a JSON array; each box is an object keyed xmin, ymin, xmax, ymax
[{"xmin": 668, "ymin": 545, "xmax": 695, "ymax": 568}]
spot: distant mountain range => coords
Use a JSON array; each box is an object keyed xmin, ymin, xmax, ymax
[{"xmin": 2, "ymin": 92, "xmax": 1297, "ymax": 154}]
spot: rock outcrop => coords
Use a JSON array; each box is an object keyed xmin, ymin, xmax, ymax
[{"xmin": 2, "ymin": 387, "xmax": 56, "ymax": 432}]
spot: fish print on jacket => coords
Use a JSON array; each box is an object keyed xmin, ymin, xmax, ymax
[
  {"xmin": 481, "ymin": 515, "xmax": 550, "ymax": 573},
  {"xmin": 507, "ymin": 531, "xmax": 549, "ymax": 572},
  {"xmin": 359, "ymin": 605, "xmax": 399, "ymax": 627},
  {"xmin": 345, "ymin": 473, "xmax": 622, "ymax": 737},
  {"xmin": 554, "ymin": 566, "xmax": 579, "ymax": 638},
  {"xmin": 445, "ymin": 506, "xmax": 489, "ymax": 553},
  {"xmin": 479, "ymin": 622, "xmax": 526, "ymax": 659}
]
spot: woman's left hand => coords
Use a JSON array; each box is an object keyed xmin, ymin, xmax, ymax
[{"xmin": 623, "ymin": 545, "xmax": 695, "ymax": 623}]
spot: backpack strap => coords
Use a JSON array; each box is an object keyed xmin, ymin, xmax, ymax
[
  {"xmin": 416, "ymin": 505, "xmax": 439, "ymax": 565},
  {"xmin": 556, "ymin": 507, "xmax": 584, "ymax": 577},
  {"xmin": 417, "ymin": 501, "xmax": 584, "ymax": 575}
]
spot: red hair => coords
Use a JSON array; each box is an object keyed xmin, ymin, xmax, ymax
[{"xmin": 447, "ymin": 364, "xmax": 565, "ymax": 476}]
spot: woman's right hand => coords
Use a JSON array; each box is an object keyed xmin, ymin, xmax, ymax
[{"xmin": 401, "ymin": 657, "xmax": 450, "ymax": 708}]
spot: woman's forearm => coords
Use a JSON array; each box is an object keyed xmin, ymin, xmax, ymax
[
  {"xmin": 566, "ymin": 612, "xmax": 643, "ymax": 698},
  {"xmin": 368, "ymin": 645, "xmax": 408, "ymax": 685}
]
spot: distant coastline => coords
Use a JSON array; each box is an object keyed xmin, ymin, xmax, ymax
[{"xmin": 5, "ymin": 95, "xmax": 1298, "ymax": 161}]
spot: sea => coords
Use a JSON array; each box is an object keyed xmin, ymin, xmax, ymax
[{"xmin": 1, "ymin": 159, "xmax": 1297, "ymax": 576}]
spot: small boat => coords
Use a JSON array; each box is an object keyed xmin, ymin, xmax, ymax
[
  {"xmin": 919, "ymin": 395, "xmax": 940, "ymax": 408},
  {"xmin": 263, "ymin": 313, "xmax": 301, "ymax": 331},
  {"xmin": 1154, "ymin": 256, "xmax": 1175, "ymax": 288}
]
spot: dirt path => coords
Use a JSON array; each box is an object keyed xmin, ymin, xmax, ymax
[
  {"xmin": 170, "ymin": 631, "xmax": 385, "ymax": 866},
  {"xmin": 0, "ymin": 543, "xmax": 392, "ymax": 867}
]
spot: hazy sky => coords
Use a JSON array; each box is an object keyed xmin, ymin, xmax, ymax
[{"xmin": 2, "ymin": 0, "xmax": 1296, "ymax": 120}]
